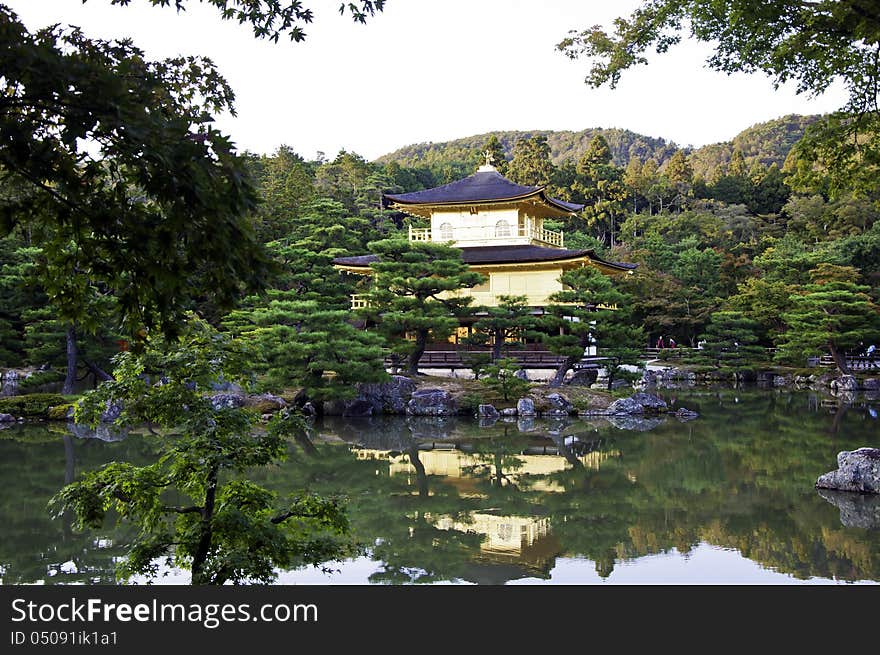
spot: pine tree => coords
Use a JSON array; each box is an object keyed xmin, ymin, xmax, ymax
[
  {"xmin": 698, "ymin": 311, "xmax": 765, "ymax": 369},
  {"xmin": 506, "ymin": 136, "xmax": 555, "ymax": 187},
  {"xmin": 226, "ymin": 294, "xmax": 387, "ymax": 403},
  {"xmin": 364, "ymin": 239, "xmax": 486, "ymax": 376},
  {"xmin": 540, "ymin": 266, "xmax": 643, "ymax": 387},
  {"xmin": 776, "ymin": 265, "xmax": 880, "ymax": 374},
  {"xmin": 470, "ymin": 295, "xmax": 537, "ymax": 361},
  {"xmin": 573, "ymin": 135, "xmax": 627, "ymax": 246}
]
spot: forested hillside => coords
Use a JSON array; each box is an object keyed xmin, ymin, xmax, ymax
[{"xmin": 376, "ymin": 114, "xmax": 820, "ymax": 184}]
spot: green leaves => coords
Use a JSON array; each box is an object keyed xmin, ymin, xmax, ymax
[
  {"xmin": 50, "ymin": 319, "xmax": 356, "ymax": 584},
  {"xmin": 0, "ymin": 7, "xmax": 271, "ymax": 335}
]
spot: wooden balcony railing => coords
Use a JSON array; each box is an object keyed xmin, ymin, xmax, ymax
[{"xmin": 408, "ymin": 223, "xmax": 564, "ymax": 248}]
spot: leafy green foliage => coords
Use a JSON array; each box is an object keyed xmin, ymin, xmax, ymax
[
  {"xmin": 0, "ymin": 7, "xmax": 271, "ymax": 334},
  {"xmin": 541, "ymin": 267, "xmax": 644, "ymax": 387},
  {"xmin": 697, "ymin": 311, "xmax": 765, "ymax": 369},
  {"xmin": 0, "ymin": 393, "xmax": 67, "ymax": 417},
  {"xmin": 477, "ymin": 358, "xmax": 530, "ymax": 402},
  {"xmin": 49, "ymin": 320, "xmax": 357, "ymax": 584},
  {"xmin": 506, "ymin": 135, "xmax": 555, "ymax": 187},
  {"xmin": 101, "ymin": 0, "xmax": 385, "ymax": 43},
  {"xmin": 226, "ymin": 294, "xmax": 388, "ymax": 402}
]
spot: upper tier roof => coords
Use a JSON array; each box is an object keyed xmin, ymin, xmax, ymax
[{"xmin": 383, "ymin": 168, "xmax": 584, "ymax": 215}]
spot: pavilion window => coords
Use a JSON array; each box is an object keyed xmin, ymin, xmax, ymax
[
  {"xmin": 439, "ymin": 222, "xmax": 454, "ymax": 241},
  {"xmin": 495, "ymin": 219, "xmax": 511, "ymax": 237}
]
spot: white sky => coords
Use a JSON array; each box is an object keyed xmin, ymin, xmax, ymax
[{"xmin": 7, "ymin": 0, "xmax": 849, "ymax": 161}]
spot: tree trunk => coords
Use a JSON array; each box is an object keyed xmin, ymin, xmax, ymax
[
  {"xmin": 191, "ymin": 464, "xmax": 218, "ymax": 585},
  {"xmin": 550, "ymin": 435, "xmax": 584, "ymax": 470},
  {"xmin": 83, "ymin": 359, "xmax": 114, "ymax": 386},
  {"xmin": 829, "ymin": 342, "xmax": 851, "ymax": 375},
  {"xmin": 406, "ymin": 330, "xmax": 428, "ymax": 376},
  {"xmin": 63, "ymin": 324, "xmax": 77, "ymax": 395},
  {"xmin": 406, "ymin": 445, "xmax": 429, "ymax": 498},
  {"xmin": 548, "ymin": 355, "xmax": 578, "ymax": 387},
  {"xmin": 492, "ymin": 331, "xmax": 503, "ymax": 362}
]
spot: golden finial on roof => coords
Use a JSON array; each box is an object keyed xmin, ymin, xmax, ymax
[{"xmin": 478, "ymin": 149, "xmax": 497, "ymax": 172}]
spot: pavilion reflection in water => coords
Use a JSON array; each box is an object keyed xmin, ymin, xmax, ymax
[{"xmin": 353, "ymin": 442, "xmax": 620, "ymax": 572}]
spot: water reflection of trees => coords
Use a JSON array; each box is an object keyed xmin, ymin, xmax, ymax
[
  {"xmin": 0, "ymin": 424, "xmax": 154, "ymax": 584},
  {"xmin": 2, "ymin": 391, "xmax": 879, "ymax": 584},
  {"xmin": 296, "ymin": 394, "xmax": 880, "ymax": 583}
]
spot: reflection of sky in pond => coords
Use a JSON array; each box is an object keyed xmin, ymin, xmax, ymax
[{"xmin": 127, "ymin": 542, "xmax": 877, "ymax": 585}]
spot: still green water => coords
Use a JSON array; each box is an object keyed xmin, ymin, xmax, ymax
[{"xmin": 2, "ymin": 388, "xmax": 879, "ymax": 585}]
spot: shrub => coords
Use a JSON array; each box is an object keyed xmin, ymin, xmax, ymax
[
  {"xmin": 478, "ymin": 358, "xmax": 530, "ymax": 401},
  {"xmin": 18, "ymin": 370, "xmax": 65, "ymax": 392},
  {"xmin": 0, "ymin": 393, "xmax": 68, "ymax": 417}
]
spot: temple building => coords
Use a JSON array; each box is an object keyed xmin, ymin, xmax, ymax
[{"xmin": 332, "ymin": 154, "xmax": 636, "ymax": 363}]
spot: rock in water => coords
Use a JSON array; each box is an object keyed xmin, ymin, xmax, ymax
[
  {"xmin": 477, "ymin": 404, "xmax": 500, "ymax": 419},
  {"xmin": 816, "ymin": 448, "xmax": 880, "ymax": 494},
  {"xmin": 516, "ymin": 397, "xmax": 536, "ymax": 416},
  {"xmin": 406, "ymin": 388, "xmax": 457, "ymax": 416},
  {"xmin": 817, "ymin": 488, "xmax": 880, "ymax": 529},
  {"xmin": 606, "ymin": 392, "xmax": 668, "ymax": 415}
]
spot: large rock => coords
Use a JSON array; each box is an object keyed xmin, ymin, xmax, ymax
[
  {"xmin": 92, "ymin": 399, "xmax": 124, "ymax": 423},
  {"xmin": 545, "ymin": 393, "xmax": 574, "ymax": 413},
  {"xmin": 477, "ymin": 404, "xmax": 500, "ymax": 419},
  {"xmin": 516, "ymin": 397, "xmax": 536, "ymax": 416},
  {"xmin": 816, "ymin": 448, "xmax": 880, "ymax": 494},
  {"xmin": 243, "ymin": 393, "xmax": 287, "ymax": 413},
  {"xmin": 325, "ymin": 375, "xmax": 417, "ymax": 416},
  {"xmin": 0, "ymin": 413, "xmax": 14, "ymax": 422},
  {"xmin": 606, "ymin": 392, "xmax": 668, "ymax": 415},
  {"xmin": 406, "ymin": 388, "xmax": 457, "ymax": 416},
  {"xmin": 67, "ymin": 422, "xmax": 128, "ymax": 442},
  {"xmin": 565, "ymin": 369, "xmax": 598, "ymax": 387},
  {"xmin": 831, "ymin": 375, "xmax": 859, "ymax": 392},
  {"xmin": 817, "ymin": 489, "xmax": 880, "ymax": 529},
  {"xmin": 210, "ymin": 393, "xmax": 246, "ymax": 410}
]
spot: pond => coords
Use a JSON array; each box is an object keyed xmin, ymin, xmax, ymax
[{"xmin": 1, "ymin": 388, "xmax": 879, "ymax": 585}]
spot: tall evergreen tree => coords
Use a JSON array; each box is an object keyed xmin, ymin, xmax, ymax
[
  {"xmin": 776, "ymin": 264, "xmax": 880, "ymax": 373},
  {"xmin": 573, "ymin": 135, "xmax": 627, "ymax": 246},
  {"xmin": 480, "ymin": 135, "xmax": 509, "ymax": 175},
  {"xmin": 541, "ymin": 267, "xmax": 643, "ymax": 387},
  {"xmin": 470, "ymin": 295, "xmax": 537, "ymax": 361},
  {"xmin": 506, "ymin": 136, "xmax": 555, "ymax": 187},
  {"xmin": 364, "ymin": 239, "xmax": 486, "ymax": 376}
]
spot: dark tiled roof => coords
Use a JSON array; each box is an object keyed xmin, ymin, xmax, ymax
[
  {"xmin": 333, "ymin": 245, "xmax": 637, "ymax": 271},
  {"xmin": 383, "ymin": 169, "xmax": 583, "ymax": 213}
]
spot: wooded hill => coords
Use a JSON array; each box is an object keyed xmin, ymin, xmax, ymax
[{"xmin": 376, "ymin": 114, "xmax": 820, "ymax": 182}]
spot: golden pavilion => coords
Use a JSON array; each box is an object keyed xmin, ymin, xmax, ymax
[
  {"xmin": 332, "ymin": 154, "xmax": 635, "ymax": 364},
  {"xmin": 333, "ymin": 155, "xmax": 634, "ymax": 307}
]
